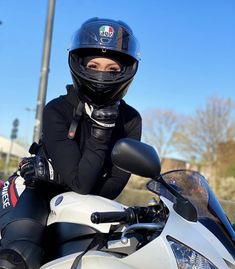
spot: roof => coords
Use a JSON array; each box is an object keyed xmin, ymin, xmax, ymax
[{"xmin": 0, "ymin": 136, "xmax": 29, "ymax": 158}]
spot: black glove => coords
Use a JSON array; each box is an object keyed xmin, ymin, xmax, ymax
[
  {"xmin": 85, "ymin": 102, "xmax": 119, "ymax": 141},
  {"xmin": 19, "ymin": 156, "xmax": 55, "ymax": 184}
]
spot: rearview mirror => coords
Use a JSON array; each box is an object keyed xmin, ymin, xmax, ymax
[{"xmin": 111, "ymin": 138, "xmax": 161, "ymax": 178}]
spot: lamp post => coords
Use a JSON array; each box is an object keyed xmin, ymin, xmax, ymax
[{"xmin": 33, "ymin": 0, "xmax": 56, "ymax": 143}]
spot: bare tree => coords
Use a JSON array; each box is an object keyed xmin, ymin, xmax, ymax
[
  {"xmin": 174, "ymin": 96, "xmax": 235, "ymax": 191},
  {"xmin": 142, "ymin": 109, "xmax": 180, "ymax": 161},
  {"xmin": 175, "ymin": 96, "xmax": 235, "ymax": 163}
]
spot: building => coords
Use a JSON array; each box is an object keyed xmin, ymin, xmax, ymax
[
  {"xmin": 161, "ymin": 157, "xmax": 189, "ymax": 173},
  {"xmin": 0, "ymin": 136, "xmax": 29, "ymax": 160}
]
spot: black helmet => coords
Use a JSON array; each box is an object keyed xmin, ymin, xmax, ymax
[{"xmin": 68, "ymin": 17, "xmax": 140, "ymax": 107}]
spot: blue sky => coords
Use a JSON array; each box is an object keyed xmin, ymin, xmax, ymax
[{"xmin": 0, "ymin": 0, "xmax": 235, "ymax": 145}]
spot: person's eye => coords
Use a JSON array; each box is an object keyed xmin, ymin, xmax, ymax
[
  {"xmin": 108, "ymin": 66, "xmax": 121, "ymax": 72},
  {"xmin": 87, "ymin": 64, "xmax": 98, "ymax": 70}
]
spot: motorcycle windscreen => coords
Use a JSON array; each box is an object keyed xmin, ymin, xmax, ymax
[{"xmin": 148, "ymin": 170, "xmax": 235, "ymax": 258}]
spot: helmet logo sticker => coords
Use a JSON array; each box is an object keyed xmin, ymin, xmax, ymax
[{"xmin": 99, "ymin": 25, "xmax": 114, "ymax": 38}]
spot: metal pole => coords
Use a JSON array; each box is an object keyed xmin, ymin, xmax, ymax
[{"xmin": 33, "ymin": 0, "xmax": 56, "ymax": 143}]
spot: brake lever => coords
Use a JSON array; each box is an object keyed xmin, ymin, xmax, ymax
[{"xmin": 121, "ymin": 223, "xmax": 164, "ymax": 244}]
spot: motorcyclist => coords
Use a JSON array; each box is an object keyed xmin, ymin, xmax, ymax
[{"xmin": 0, "ymin": 17, "xmax": 142, "ymax": 269}]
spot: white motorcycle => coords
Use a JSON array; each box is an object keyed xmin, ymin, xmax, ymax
[{"xmin": 38, "ymin": 138, "xmax": 234, "ymax": 269}]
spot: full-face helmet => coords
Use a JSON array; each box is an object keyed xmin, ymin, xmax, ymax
[{"xmin": 68, "ymin": 17, "xmax": 140, "ymax": 107}]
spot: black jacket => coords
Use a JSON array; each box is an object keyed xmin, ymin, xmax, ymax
[{"xmin": 42, "ymin": 86, "xmax": 142, "ymax": 199}]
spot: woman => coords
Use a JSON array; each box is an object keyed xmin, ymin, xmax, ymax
[{"xmin": 0, "ymin": 17, "xmax": 142, "ymax": 269}]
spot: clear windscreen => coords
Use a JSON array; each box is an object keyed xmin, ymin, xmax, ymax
[{"xmin": 147, "ymin": 170, "xmax": 235, "ymax": 244}]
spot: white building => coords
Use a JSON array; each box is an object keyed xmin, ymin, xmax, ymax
[{"xmin": 0, "ymin": 136, "xmax": 29, "ymax": 159}]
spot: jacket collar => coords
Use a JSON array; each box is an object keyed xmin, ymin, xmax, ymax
[{"xmin": 65, "ymin": 84, "xmax": 80, "ymax": 108}]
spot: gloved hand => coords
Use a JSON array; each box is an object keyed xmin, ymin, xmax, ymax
[
  {"xmin": 19, "ymin": 156, "xmax": 55, "ymax": 184},
  {"xmin": 85, "ymin": 102, "xmax": 119, "ymax": 141}
]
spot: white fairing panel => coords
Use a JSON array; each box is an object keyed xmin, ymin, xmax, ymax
[
  {"xmin": 158, "ymin": 197, "xmax": 235, "ymax": 267},
  {"xmin": 47, "ymin": 192, "xmax": 127, "ymax": 233},
  {"xmin": 41, "ymin": 194, "xmax": 234, "ymax": 269},
  {"xmin": 77, "ymin": 197, "xmax": 234, "ymax": 269}
]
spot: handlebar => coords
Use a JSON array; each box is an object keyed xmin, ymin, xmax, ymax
[{"xmin": 91, "ymin": 208, "xmax": 135, "ymax": 224}]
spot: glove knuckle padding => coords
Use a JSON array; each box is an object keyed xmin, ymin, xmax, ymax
[
  {"xmin": 85, "ymin": 102, "xmax": 120, "ymax": 141},
  {"xmin": 20, "ymin": 162, "xmax": 33, "ymax": 177},
  {"xmin": 35, "ymin": 157, "xmax": 46, "ymax": 178},
  {"xmin": 19, "ymin": 155, "xmax": 55, "ymax": 183},
  {"xmin": 92, "ymin": 105, "xmax": 119, "ymax": 122}
]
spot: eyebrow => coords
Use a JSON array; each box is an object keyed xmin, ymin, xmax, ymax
[{"xmin": 88, "ymin": 60, "xmax": 120, "ymax": 67}]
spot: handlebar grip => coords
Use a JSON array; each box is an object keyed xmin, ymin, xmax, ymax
[{"xmin": 91, "ymin": 209, "xmax": 135, "ymax": 224}]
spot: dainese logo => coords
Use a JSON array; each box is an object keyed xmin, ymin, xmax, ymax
[{"xmin": 99, "ymin": 25, "xmax": 114, "ymax": 38}]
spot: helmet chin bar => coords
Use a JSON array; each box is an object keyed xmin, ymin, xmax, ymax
[{"xmin": 71, "ymin": 72, "xmax": 132, "ymax": 108}]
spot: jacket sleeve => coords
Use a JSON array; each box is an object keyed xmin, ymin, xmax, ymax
[
  {"xmin": 42, "ymin": 101, "xmax": 111, "ymax": 194},
  {"xmin": 93, "ymin": 112, "xmax": 142, "ymax": 199}
]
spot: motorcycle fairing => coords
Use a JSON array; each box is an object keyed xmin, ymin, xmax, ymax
[
  {"xmin": 160, "ymin": 197, "xmax": 234, "ymax": 268},
  {"xmin": 122, "ymin": 196, "xmax": 233, "ymax": 269},
  {"xmin": 42, "ymin": 196, "xmax": 233, "ymax": 269},
  {"xmin": 147, "ymin": 170, "xmax": 235, "ymax": 258}
]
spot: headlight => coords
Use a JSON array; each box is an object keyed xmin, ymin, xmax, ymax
[{"xmin": 167, "ymin": 236, "xmax": 218, "ymax": 269}]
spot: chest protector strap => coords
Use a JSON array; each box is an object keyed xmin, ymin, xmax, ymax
[{"xmin": 67, "ymin": 101, "xmax": 84, "ymax": 139}]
